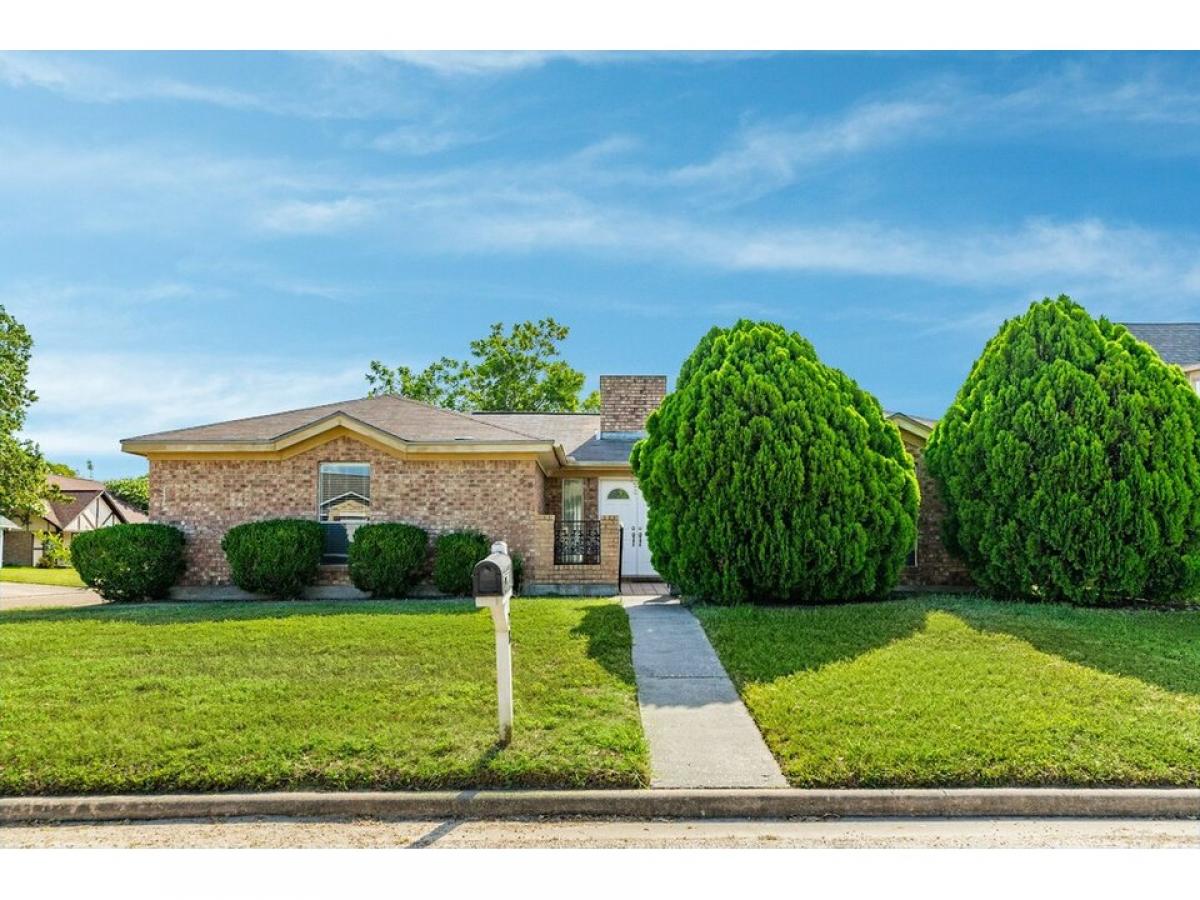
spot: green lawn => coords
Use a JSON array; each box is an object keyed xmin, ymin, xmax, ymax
[
  {"xmin": 0, "ymin": 599, "xmax": 648, "ymax": 794},
  {"xmin": 695, "ymin": 596, "xmax": 1200, "ymax": 787},
  {"xmin": 0, "ymin": 565, "xmax": 85, "ymax": 587}
]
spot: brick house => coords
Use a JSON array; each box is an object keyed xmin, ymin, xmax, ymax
[
  {"xmin": 122, "ymin": 376, "xmax": 670, "ymax": 596},
  {"xmin": 122, "ymin": 375, "xmax": 967, "ymax": 596}
]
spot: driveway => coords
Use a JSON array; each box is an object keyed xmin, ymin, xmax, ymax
[{"xmin": 0, "ymin": 581, "xmax": 104, "ymax": 610}]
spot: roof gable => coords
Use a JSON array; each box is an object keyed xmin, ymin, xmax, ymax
[{"xmin": 124, "ymin": 395, "xmax": 546, "ymax": 447}]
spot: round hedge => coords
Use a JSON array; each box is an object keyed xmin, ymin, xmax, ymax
[
  {"xmin": 631, "ymin": 319, "xmax": 919, "ymax": 603},
  {"xmin": 221, "ymin": 519, "xmax": 323, "ymax": 600},
  {"xmin": 348, "ymin": 522, "xmax": 429, "ymax": 597},
  {"xmin": 925, "ymin": 296, "xmax": 1200, "ymax": 605},
  {"xmin": 433, "ymin": 530, "xmax": 491, "ymax": 596},
  {"xmin": 71, "ymin": 522, "xmax": 186, "ymax": 602}
]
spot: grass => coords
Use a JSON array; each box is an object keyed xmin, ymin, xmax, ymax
[
  {"xmin": 0, "ymin": 565, "xmax": 85, "ymax": 587},
  {"xmin": 0, "ymin": 598, "xmax": 648, "ymax": 794},
  {"xmin": 695, "ymin": 596, "xmax": 1200, "ymax": 787}
]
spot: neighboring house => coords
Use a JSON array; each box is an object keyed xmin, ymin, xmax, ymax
[
  {"xmin": 1, "ymin": 475, "xmax": 149, "ymax": 567},
  {"xmin": 122, "ymin": 373, "xmax": 969, "ymax": 595},
  {"xmin": 122, "ymin": 376, "xmax": 670, "ymax": 595},
  {"xmin": 0, "ymin": 515, "xmax": 19, "ymax": 569},
  {"xmin": 887, "ymin": 412, "xmax": 973, "ymax": 589},
  {"xmin": 1122, "ymin": 323, "xmax": 1200, "ymax": 393}
]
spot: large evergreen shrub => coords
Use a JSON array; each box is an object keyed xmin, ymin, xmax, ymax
[
  {"xmin": 347, "ymin": 522, "xmax": 429, "ymax": 597},
  {"xmin": 631, "ymin": 319, "xmax": 919, "ymax": 603},
  {"xmin": 221, "ymin": 519, "xmax": 323, "ymax": 600},
  {"xmin": 71, "ymin": 523, "xmax": 186, "ymax": 602},
  {"xmin": 924, "ymin": 295, "xmax": 1200, "ymax": 605},
  {"xmin": 432, "ymin": 530, "xmax": 491, "ymax": 595}
]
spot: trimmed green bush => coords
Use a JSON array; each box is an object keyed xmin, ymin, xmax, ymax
[
  {"xmin": 433, "ymin": 530, "xmax": 491, "ymax": 596},
  {"xmin": 71, "ymin": 523, "xmax": 186, "ymax": 602},
  {"xmin": 221, "ymin": 519, "xmax": 323, "ymax": 600},
  {"xmin": 631, "ymin": 319, "xmax": 919, "ymax": 604},
  {"xmin": 925, "ymin": 295, "xmax": 1200, "ymax": 605},
  {"xmin": 347, "ymin": 523, "xmax": 429, "ymax": 597}
]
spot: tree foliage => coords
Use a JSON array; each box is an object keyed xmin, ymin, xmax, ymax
[
  {"xmin": 105, "ymin": 474, "xmax": 150, "ymax": 512},
  {"xmin": 367, "ymin": 318, "xmax": 599, "ymax": 412},
  {"xmin": 0, "ymin": 305, "xmax": 49, "ymax": 522},
  {"xmin": 631, "ymin": 320, "xmax": 919, "ymax": 603},
  {"xmin": 925, "ymin": 295, "xmax": 1200, "ymax": 605}
]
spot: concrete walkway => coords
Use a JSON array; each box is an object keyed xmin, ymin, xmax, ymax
[
  {"xmin": 622, "ymin": 595, "xmax": 787, "ymax": 789},
  {"xmin": 0, "ymin": 581, "xmax": 104, "ymax": 610}
]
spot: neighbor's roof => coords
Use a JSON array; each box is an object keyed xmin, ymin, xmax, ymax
[
  {"xmin": 471, "ymin": 412, "xmax": 601, "ymax": 457},
  {"xmin": 1122, "ymin": 323, "xmax": 1200, "ymax": 366},
  {"xmin": 42, "ymin": 474, "xmax": 141, "ymax": 531},
  {"xmin": 124, "ymin": 395, "xmax": 547, "ymax": 446}
]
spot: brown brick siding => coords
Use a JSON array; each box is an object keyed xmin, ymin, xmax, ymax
[
  {"xmin": 150, "ymin": 436, "xmax": 546, "ymax": 586},
  {"xmin": 526, "ymin": 513, "xmax": 620, "ymax": 587},
  {"xmin": 898, "ymin": 434, "xmax": 973, "ymax": 589},
  {"xmin": 600, "ymin": 375, "xmax": 666, "ymax": 433}
]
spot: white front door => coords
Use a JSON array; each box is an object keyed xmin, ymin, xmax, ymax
[{"xmin": 598, "ymin": 479, "xmax": 659, "ymax": 580}]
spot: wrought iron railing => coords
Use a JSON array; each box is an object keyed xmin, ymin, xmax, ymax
[{"xmin": 554, "ymin": 519, "xmax": 602, "ymax": 565}]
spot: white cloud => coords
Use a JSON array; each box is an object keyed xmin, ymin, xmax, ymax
[
  {"xmin": 23, "ymin": 352, "xmax": 368, "ymax": 461},
  {"xmin": 366, "ymin": 124, "xmax": 479, "ymax": 155},
  {"xmin": 669, "ymin": 99, "xmax": 944, "ymax": 200},
  {"xmin": 257, "ymin": 197, "xmax": 376, "ymax": 234}
]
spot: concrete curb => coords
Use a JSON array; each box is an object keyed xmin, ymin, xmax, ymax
[{"xmin": 3, "ymin": 788, "xmax": 1199, "ymax": 824}]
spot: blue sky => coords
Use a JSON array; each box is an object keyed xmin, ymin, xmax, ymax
[{"xmin": 3, "ymin": 51, "xmax": 1200, "ymax": 478}]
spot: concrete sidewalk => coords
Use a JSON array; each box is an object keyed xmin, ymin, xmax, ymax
[
  {"xmin": 0, "ymin": 581, "xmax": 104, "ymax": 610},
  {"xmin": 622, "ymin": 594, "xmax": 787, "ymax": 789}
]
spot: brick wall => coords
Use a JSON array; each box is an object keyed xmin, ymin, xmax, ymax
[
  {"xmin": 600, "ymin": 375, "xmax": 666, "ymax": 434},
  {"xmin": 150, "ymin": 436, "xmax": 546, "ymax": 585},
  {"xmin": 525, "ymin": 513, "xmax": 620, "ymax": 589},
  {"xmin": 897, "ymin": 433, "xmax": 973, "ymax": 589}
]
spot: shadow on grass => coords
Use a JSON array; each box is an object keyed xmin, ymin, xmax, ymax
[
  {"xmin": 570, "ymin": 603, "xmax": 638, "ymax": 686},
  {"xmin": 693, "ymin": 597, "xmax": 932, "ymax": 684},
  {"xmin": 938, "ymin": 596, "xmax": 1200, "ymax": 697},
  {"xmin": 0, "ymin": 598, "xmax": 478, "ymax": 627}
]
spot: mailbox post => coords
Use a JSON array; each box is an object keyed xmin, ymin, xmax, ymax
[{"xmin": 472, "ymin": 540, "xmax": 514, "ymax": 744}]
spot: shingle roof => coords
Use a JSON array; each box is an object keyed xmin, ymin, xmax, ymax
[
  {"xmin": 1122, "ymin": 323, "xmax": 1200, "ymax": 366},
  {"xmin": 571, "ymin": 435, "xmax": 640, "ymax": 463},
  {"xmin": 124, "ymin": 395, "xmax": 547, "ymax": 445},
  {"xmin": 471, "ymin": 413, "xmax": 600, "ymax": 456},
  {"xmin": 42, "ymin": 475, "xmax": 140, "ymax": 531}
]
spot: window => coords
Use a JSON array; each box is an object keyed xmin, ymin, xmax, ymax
[
  {"xmin": 318, "ymin": 462, "xmax": 371, "ymax": 521},
  {"xmin": 606, "ymin": 487, "xmax": 630, "ymax": 500},
  {"xmin": 905, "ymin": 538, "xmax": 918, "ymax": 568},
  {"xmin": 561, "ymin": 479, "xmax": 585, "ymax": 564},
  {"xmin": 562, "ymin": 479, "xmax": 584, "ymax": 521},
  {"xmin": 318, "ymin": 462, "xmax": 370, "ymax": 565}
]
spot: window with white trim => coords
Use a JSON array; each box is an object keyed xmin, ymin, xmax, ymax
[{"xmin": 318, "ymin": 462, "xmax": 371, "ymax": 522}]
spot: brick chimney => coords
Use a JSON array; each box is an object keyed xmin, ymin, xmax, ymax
[{"xmin": 600, "ymin": 375, "xmax": 667, "ymax": 437}]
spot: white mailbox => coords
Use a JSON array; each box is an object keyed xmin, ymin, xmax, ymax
[{"xmin": 473, "ymin": 540, "xmax": 514, "ymax": 743}]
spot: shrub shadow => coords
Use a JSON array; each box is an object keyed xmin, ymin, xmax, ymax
[
  {"xmin": 940, "ymin": 597, "xmax": 1200, "ymax": 697},
  {"xmin": 569, "ymin": 603, "xmax": 638, "ymax": 686},
  {"xmin": 694, "ymin": 597, "xmax": 931, "ymax": 684}
]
